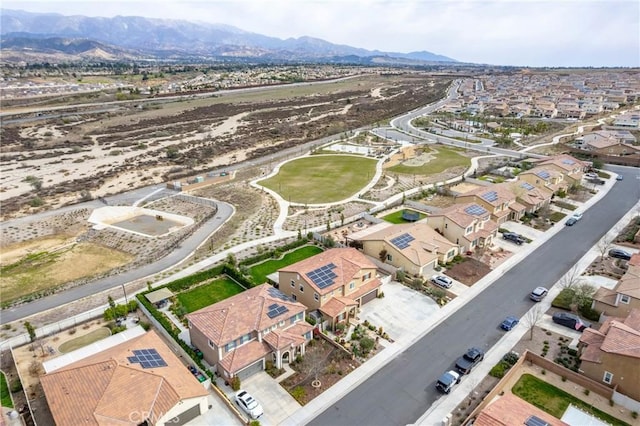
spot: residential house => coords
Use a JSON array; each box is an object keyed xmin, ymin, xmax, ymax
[
  {"xmin": 355, "ymin": 222, "xmax": 459, "ymax": 278},
  {"xmin": 592, "ymin": 254, "xmax": 640, "ymax": 318},
  {"xmin": 40, "ymin": 330, "xmax": 210, "ymax": 426},
  {"xmin": 518, "ymin": 167, "xmax": 568, "ymax": 193},
  {"xmin": 529, "ymin": 154, "xmax": 587, "ymax": 185},
  {"xmin": 470, "ymin": 393, "xmax": 568, "ymax": 426},
  {"xmin": 454, "ymin": 184, "xmax": 524, "ymax": 224},
  {"xmin": 424, "ymin": 202, "xmax": 498, "ymax": 253},
  {"xmin": 508, "ymin": 180, "xmax": 553, "ymax": 213},
  {"xmin": 277, "ymin": 248, "xmax": 382, "ymax": 330},
  {"xmin": 579, "ymin": 308, "xmax": 640, "ymax": 401},
  {"xmin": 187, "ymin": 284, "xmax": 313, "ymax": 380},
  {"xmin": 613, "ymin": 112, "xmax": 640, "ymax": 128}
]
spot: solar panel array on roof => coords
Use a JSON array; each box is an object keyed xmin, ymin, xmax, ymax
[
  {"xmin": 562, "ymin": 159, "xmax": 575, "ymax": 165},
  {"xmin": 525, "ymin": 415, "xmax": 551, "ymax": 426},
  {"xmin": 536, "ymin": 170, "xmax": 551, "ymax": 179},
  {"xmin": 267, "ymin": 286, "xmax": 291, "ymax": 301},
  {"xmin": 306, "ymin": 263, "xmax": 337, "ymax": 289},
  {"xmin": 480, "ymin": 191, "xmax": 498, "ymax": 202},
  {"xmin": 127, "ymin": 348, "xmax": 167, "ymax": 369},
  {"xmin": 464, "ymin": 204, "xmax": 488, "ymax": 216},
  {"xmin": 520, "ymin": 182, "xmax": 535, "ymax": 190},
  {"xmin": 266, "ymin": 304, "xmax": 289, "ymax": 319},
  {"xmin": 390, "ymin": 233, "xmax": 415, "ymax": 249}
]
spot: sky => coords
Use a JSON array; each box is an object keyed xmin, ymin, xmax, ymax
[{"xmin": 3, "ymin": 0, "xmax": 639, "ymax": 67}]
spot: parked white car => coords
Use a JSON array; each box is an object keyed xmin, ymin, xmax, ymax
[
  {"xmin": 235, "ymin": 390, "xmax": 264, "ymax": 419},
  {"xmin": 430, "ymin": 275, "xmax": 453, "ymax": 289}
]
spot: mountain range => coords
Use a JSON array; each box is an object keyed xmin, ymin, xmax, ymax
[{"xmin": 0, "ymin": 9, "xmax": 457, "ymax": 64}]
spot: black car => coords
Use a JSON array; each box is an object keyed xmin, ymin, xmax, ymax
[
  {"xmin": 565, "ymin": 218, "xmax": 577, "ymax": 226},
  {"xmin": 552, "ymin": 312, "xmax": 591, "ymax": 332},
  {"xmin": 609, "ymin": 248, "xmax": 632, "ymax": 261},
  {"xmin": 502, "ymin": 232, "xmax": 525, "ymax": 245}
]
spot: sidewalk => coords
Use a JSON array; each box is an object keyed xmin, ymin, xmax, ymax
[{"xmin": 282, "ymin": 174, "xmax": 639, "ymax": 426}]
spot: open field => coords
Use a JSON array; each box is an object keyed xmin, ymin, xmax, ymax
[
  {"xmin": 0, "ymin": 234, "xmax": 79, "ymax": 266},
  {"xmin": 176, "ymin": 277, "xmax": 245, "ymax": 313},
  {"xmin": 57, "ymin": 327, "xmax": 111, "ymax": 353},
  {"xmin": 258, "ymin": 155, "xmax": 377, "ymax": 203},
  {"xmin": 386, "ymin": 146, "xmax": 470, "ymax": 175},
  {"xmin": 248, "ymin": 245, "xmax": 324, "ymax": 284},
  {"xmin": 1, "ymin": 74, "xmax": 451, "ymax": 219},
  {"xmin": 0, "ymin": 242, "xmax": 134, "ymax": 305}
]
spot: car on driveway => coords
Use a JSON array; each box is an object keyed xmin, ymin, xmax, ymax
[
  {"xmin": 455, "ymin": 347, "xmax": 485, "ymax": 375},
  {"xmin": 565, "ymin": 217, "xmax": 577, "ymax": 226},
  {"xmin": 501, "ymin": 315, "xmax": 519, "ymax": 331},
  {"xmin": 430, "ymin": 275, "xmax": 453, "ymax": 289},
  {"xmin": 609, "ymin": 248, "xmax": 632, "ymax": 261},
  {"xmin": 585, "ymin": 172, "xmax": 598, "ymax": 179},
  {"xmin": 529, "ymin": 287, "xmax": 548, "ymax": 302},
  {"xmin": 235, "ymin": 390, "xmax": 264, "ymax": 419},
  {"xmin": 552, "ymin": 312, "xmax": 591, "ymax": 332},
  {"xmin": 502, "ymin": 232, "xmax": 525, "ymax": 245}
]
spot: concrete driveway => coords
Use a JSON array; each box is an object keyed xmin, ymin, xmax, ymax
[
  {"xmin": 240, "ymin": 372, "xmax": 300, "ymax": 426},
  {"xmin": 357, "ymin": 280, "xmax": 439, "ymax": 341},
  {"xmin": 185, "ymin": 393, "xmax": 242, "ymax": 426}
]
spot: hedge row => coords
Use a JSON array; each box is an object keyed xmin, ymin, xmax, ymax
[
  {"xmin": 166, "ymin": 264, "xmax": 225, "ymax": 292},
  {"xmin": 238, "ymin": 237, "xmax": 310, "ymax": 267},
  {"xmin": 224, "ymin": 265, "xmax": 256, "ymax": 289}
]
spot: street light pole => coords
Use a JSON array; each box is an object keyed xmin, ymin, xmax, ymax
[{"xmin": 122, "ymin": 284, "xmax": 128, "ymax": 306}]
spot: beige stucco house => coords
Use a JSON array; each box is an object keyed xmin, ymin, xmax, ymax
[
  {"xmin": 187, "ymin": 284, "xmax": 313, "ymax": 380},
  {"xmin": 454, "ymin": 184, "xmax": 524, "ymax": 225},
  {"xmin": 529, "ymin": 154, "xmax": 587, "ymax": 185},
  {"xmin": 592, "ymin": 254, "xmax": 640, "ymax": 318},
  {"xmin": 277, "ymin": 248, "xmax": 382, "ymax": 330},
  {"xmin": 579, "ymin": 308, "xmax": 640, "ymax": 401},
  {"xmin": 518, "ymin": 167, "xmax": 568, "ymax": 194},
  {"xmin": 424, "ymin": 202, "xmax": 498, "ymax": 253},
  {"xmin": 355, "ymin": 222, "xmax": 459, "ymax": 278}
]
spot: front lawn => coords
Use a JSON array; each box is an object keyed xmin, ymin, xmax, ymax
[
  {"xmin": 387, "ymin": 146, "xmax": 469, "ymax": 175},
  {"xmin": 512, "ymin": 374, "xmax": 630, "ymax": 426},
  {"xmin": 177, "ymin": 277, "xmax": 245, "ymax": 313},
  {"xmin": 58, "ymin": 327, "xmax": 111, "ymax": 353},
  {"xmin": 249, "ymin": 245, "xmax": 323, "ymax": 284},
  {"xmin": 381, "ymin": 209, "xmax": 426, "ymax": 224}
]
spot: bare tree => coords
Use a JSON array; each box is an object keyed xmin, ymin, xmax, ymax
[
  {"xmin": 597, "ymin": 236, "xmax": 613, "ymax": 260},
  {"xmin": 558, "ymin": 265, "xmax": 584, "ymax": 290},
  {"xmin": 523, "ymin": 305, "xmax": 544, "ymax": 340}
]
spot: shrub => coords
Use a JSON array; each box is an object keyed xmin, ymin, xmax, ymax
[
  {"xmin": 359, "ymin": 337, "xmax": 375, "ymax": 355},
  {"xmin": 631, "ymin": 411, "xmax": 637, "ymax": 419},
  {"xmin": 578, "ymin": 305, "xmax": 601, "ymax": 322},
  {"xmin": 584, "ymin": 389, "xmax": 590, "ymax": 396},
  {"xmin": 489, "ymin": 361, "xmax": 509, "ymax": 378},
  {"xmin": 552, "ymin": 288, "xmax": 576, "ymax": 310},
  {"xmin": 230, "ymin": 376, "xmax": 241, "ymax": 391},
  {"xmin": 10, "ymin": 379, "xmax": 22, "ymax": 393},
  {"xmin": 290, "ymin": 386, "xmax": 306, "ymax": 404}
]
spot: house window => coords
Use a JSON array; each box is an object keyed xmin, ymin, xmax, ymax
[
  {"xmin": 225, "ymin": 341, "xmax": 236, "ymax": 352},
  {"xmin": 208, "ymin": 339, "xmax": 214, "ymax": 348},
  {"xmin": 620, "ymin": 294, "xmax": 630, "ymax": 304},
  {"xmin": 292, "ymin": 294, "xmax": 297, "ymax": 301},
  {"xmin": 386, "ymin": 254, "xmax": 393, "ymax": 261},
  {"xmin": 290, "ymin": 316, "xmax": 296, "ymax": 324},
  {"xmin": 603, "ymin": 371, "xmax": 613, "ymax": 384},
  {"xmin": 279, "ymin": 320, "xmax": 285, "ymax": 327},
  {"xmin": 240, "ymin": 333, "xmax": 250, "ymax": 344},
  {"xmin": 444, "ymin": 223, "xmax": 448, "ymax": 229},
  {"xmin": 299, "ymin": 284, "xmax": 304, "ymax": 292},
  {"xmin": 314, "ymin": 292, "xmax": 319, "ymax": 301},
  {"xmin": 349, "ymin": 282, "xmax": 355, "ymax": 290},
  {"xmin": 297, "ymin": 312, "xmax": 303, "ymax": 321},
  {"xmin": 466, "ymin": 226, "xmax": 473, "ymax": 234}
]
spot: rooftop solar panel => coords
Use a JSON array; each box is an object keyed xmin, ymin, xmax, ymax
[
  {"xmin": 267, "ymin": 303, "xmax": 290, "ymax": 318},
  {"xmin": 562, "ymin": 159, "xmax": 575, "ymax": 165},
  {"xmin": 390, "ymin": 233, "xmax": 415, "ymax": 249},
  {"xmin": 520, "ymin": 182, "xmax": 535, "ymax": 190},
  {"xmin": 128, "ymin": 348, "xmax": 167, "ymax": 369},
  {"xmin": 525, "ymin": 415, "xmax": 551, "ymax": 426},
  {"xmin": 480, "ymin": 191, "xmax": 498, "ymax": 202},
  {"xmin": 306, "ymin": 263, "xmax": 338, "ymax": 289},
  {"xmin": 464, "ymin": 204, "xmax": 487, "ymax": 216},
  {"xmin": 536, "ymin": 170, "xmax": 551, "ymax": 179}
]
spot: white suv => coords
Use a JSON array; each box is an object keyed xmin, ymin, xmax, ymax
[{"xmin": 431, "ymin": 275, "xmax": 453, "ymax": 289}]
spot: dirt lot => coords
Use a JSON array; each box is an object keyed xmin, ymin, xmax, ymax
[
  {"xmin": 1, "ymin": 74, "xmax": 451, "ymax": 219},
  {"xmin": 446, "ymin": 258, "xmax": 493, "ymax": 285}
]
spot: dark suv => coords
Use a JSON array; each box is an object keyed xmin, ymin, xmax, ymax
[
  {"xmin": 609, "ymin": 248, "xmax": 631, "ymax": 261},
  {"xmin": 502, "ymin": 232, "xmax": 525, "ymax": 245},
  {"xmin": 552, "ymin": 312, "xmax": 591, "ymax": 332}
]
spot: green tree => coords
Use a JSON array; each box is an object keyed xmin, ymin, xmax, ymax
[{"xmin": 24, "ymin": 321, "xmax": 36, "ymax": 343}]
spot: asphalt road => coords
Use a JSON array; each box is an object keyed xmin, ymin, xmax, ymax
[
  {"xmin": 1, "ymin": 200, "xmax": 234, "ymax": 324},
  {"xmin": 309, "ymin": 164, "xmax": 639, "ymax": 426}
]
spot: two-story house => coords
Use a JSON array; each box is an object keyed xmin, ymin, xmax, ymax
[
  {"xmin": 454, "ymin": 184, "xmax": 524, "ymax": 225},
  {"xmin": 187, "ymin": 284, "xmax": 313, "ymax": 381},
  {"xmin": 518, "ymin": 167, "xmax": 568, "ymax": 194},
  {"xmin": 509, "ymin": 180, "xmax": 553, "ymax": 213},
  {"xmin": 354, "ymin": 222, "xmax": 459, "ymax": 279},
  {"xmin": 579, "ymin": 308, "xmax": 640, "ymax": 401},
  {"xmin": 277, "ymin": 248, "xmax": 382, "ymax": 330},
  {"xmin": 530, "ymin": 154, "xmax": 587, "ymax": 185},
  {"xmin": 592, "ymin": 254, "xmax": 640, "ymax": 318},
  {"xmin": 424, "ymin": 202, "xmax": 498, "ymax": 253}
]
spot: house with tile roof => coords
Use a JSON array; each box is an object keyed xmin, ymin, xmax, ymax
[
  {"xmin": 508, "ymin": 179, "xmax": 554, "ymax": 213},
  {"xmin": 277, "ymin": 248, "xmax": 382, "ymax": 330},
  {"xmin": 424, "ymin": 202, "xmax": 498, "ymax": 253},
  {"xmin": 471, "ymin": 393, "xmax": 568, "ymax": 426},
  {"xmin": 528, "ymin": 154, "xmax": 587, "ymax": 185},
  {"xmin": 592, "ymin": 254, "xmax": 640, "ymax": 318},
  {"xmin": 454, "ymin": 184, "xmax": 524, "ymax": 225},
  {"xmin": 518, "ymin": 166, "xmax": 568, "ymax": 194},
  {"xmin": 40, "ymin": 330, "xmax": 209, "ymax": 426},
  {"xmin": 187, "ymin": 284, "xmax": 313, "ymax": 381},
  {"xmin": 579, "ymin": 308, "xmax": 640, "ymax": 401},
  {"xmin": 354, "ymin": 222, "xmax": 459, "ymax": 278}
]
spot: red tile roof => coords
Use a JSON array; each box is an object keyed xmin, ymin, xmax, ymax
[
  {"xmin": 580, "ymin": 309, "xmax": 640, "ymax": 363},
  {"xmin": 473, "ymin": 393, "xmax": 568, "ymax": 426},
  {"xmin": 219, "ymin": 340, "xmax": 271, "ymax": 374}
]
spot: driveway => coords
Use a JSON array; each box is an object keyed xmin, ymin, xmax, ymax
[
  {"xmin": 185, "ymin": 393, "xmax": 242, "ymax": 426},
  {"xmin": 357, "ymin": 281, "xmax": 439, "ymax": 341}
]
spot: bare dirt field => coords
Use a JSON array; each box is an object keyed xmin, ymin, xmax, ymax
[
  {"xmin": 446, "ymin": 258, "xmax": 493, "ymax": 285},
  {"xmin": 1, "ymin": 74, "xmax": 452, "ymax": 219}
]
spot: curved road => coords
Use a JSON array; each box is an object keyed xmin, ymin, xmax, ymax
[
  {"xmin": 1, "ymin": 200, "xmax": 234, "ymax": 323},
  {"xmin": 308, "ymin": 164, "xmax": 640, "ymax": 426}
]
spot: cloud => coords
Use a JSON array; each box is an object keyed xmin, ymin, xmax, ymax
[{"xmin": 3, "ymin": 0, "xmax": 639, "ymax": 66}]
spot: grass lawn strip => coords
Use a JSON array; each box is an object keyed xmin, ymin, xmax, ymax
[
  {"xmin": 58, "ymin": 327, "xmax": 112, "ymax": 353},
  {"xmin": 258, "ymin": 155, "xmax": 377, "ymax": 204},
  {"xmin": 249, "ymin": 245, "xmax": 323, "ymax": 284},
  {"xmin": 177, "ymin": 277, "xmax": 245, "ymax": 313},
  {"xmin": 387, "ymin": 146, "xmax": 469, "ymax": 175},
  {"xmin": 512, "ymin": 374, "xmax": 630, "ymax": 426},
  {"xmin": 0, "ymin": 371, "xmax": 13, "ymax": 408},
  {"xmin": 381, "ymin": 209, "xmax": 426, "ymax": 224}
]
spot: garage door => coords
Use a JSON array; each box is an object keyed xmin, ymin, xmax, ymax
[
  {"xmin": 236, "ymin": 359, "xmax": 264, "ymax": 380},
  {"xmin": 360, "ymin": 289, "xmax": 378, "ymax": 305},
  {"xmin": 165, "ymin": 403, "xmax": 201, "ymax": 426}
]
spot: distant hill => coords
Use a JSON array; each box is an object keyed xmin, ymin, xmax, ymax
[{"xmin": 0, "ymin": 9, "xmax": 457, "ymax": 64}]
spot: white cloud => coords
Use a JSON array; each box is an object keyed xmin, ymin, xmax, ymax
[{"xmin": 3, "ymin": 0, "xmax": 639, "ymax": 66}]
